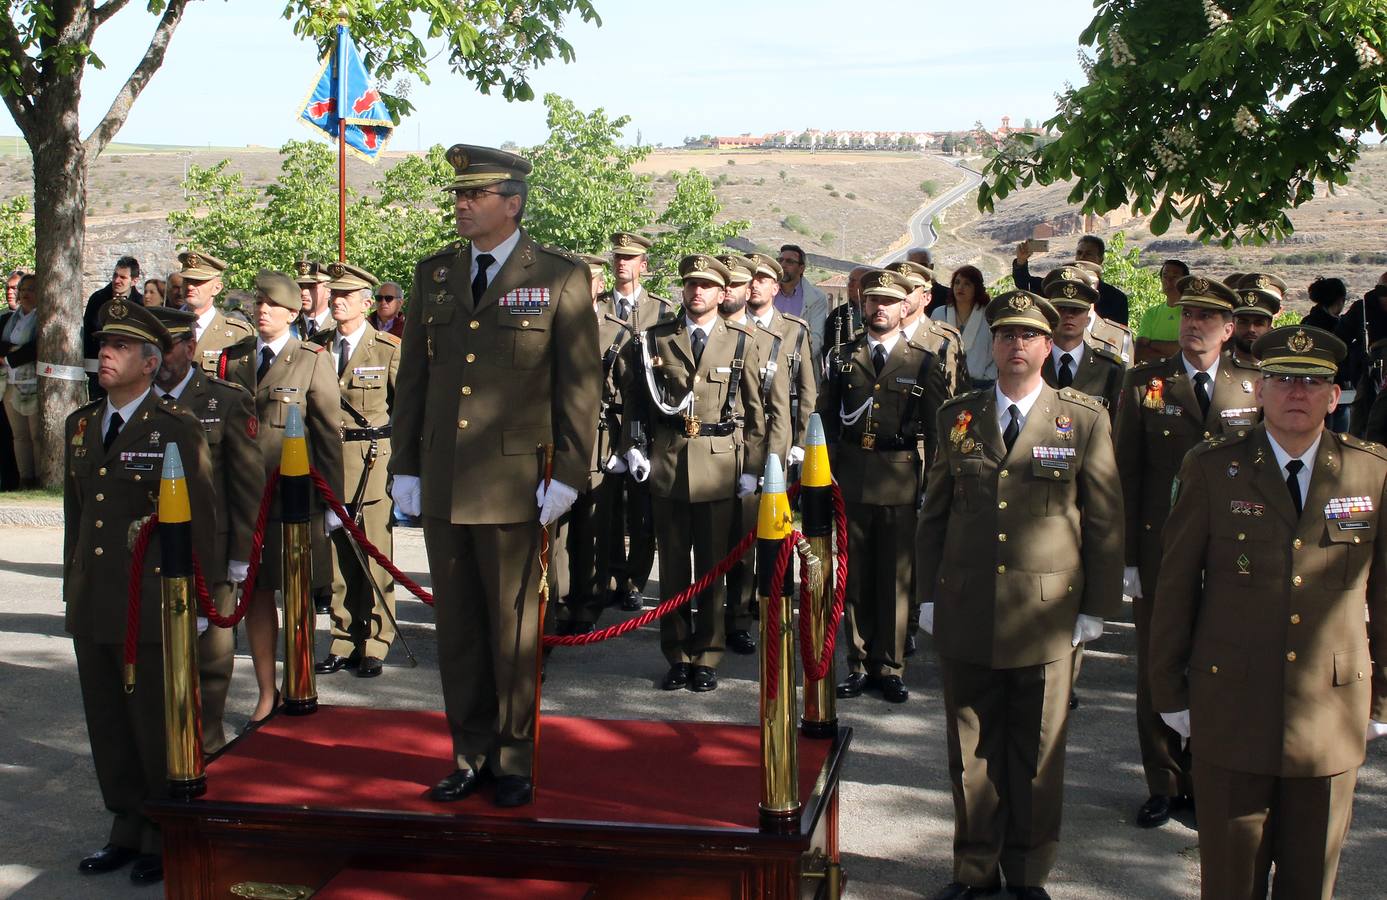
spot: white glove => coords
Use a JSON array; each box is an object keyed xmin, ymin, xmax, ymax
[
  {"xmin": 1123, "ymin": 566, "xmax": 1143, "ymax": 598},
  {"xmin": 324, "ymin": 508, "xmax": 344, "ymax": 535},
  {"xmin": 624, "ymin": 448, "xmax": 651, "ymax": 483},
  {"xmin": 1368, "ymin": 720, "xmax": 1387, "ymax": 741},
  {"xmin": 536, "ymin": 478, "xmax": 579, "ymax": 526},
  {"xmin": 788, "ymin": 445, "xmax": 805, "ymax": 466},
  {"xmin": 196, "ymin": 616, "xmax": 209, "ymax": 636},
  {"xmin": 737, "ymin": 473, "xmax": 758, "ymax": 497},
  {"xmin": 391, "ymin": 474, "xmax": 421, "ymax": 518},
  {"xmin": 919, "ymin": 602, "xmax": 935, "ymax": 635},
  {"xmin": 1072, "ymin": 614, "xmax": 1104, "ymax": 647},
  {"xmin": 603, "ymin": 453, "xmax": 628, "ymax": 474},
  {"xmin": 226, "ymin": 560, "xmax": 249, "ymax": 584},
  {"xmin": 1160, "ymin": 709, "xmax": 1191, "ymax": 740}
]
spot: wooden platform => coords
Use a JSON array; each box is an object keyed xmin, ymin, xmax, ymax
[{"xmin": 147, "ymin": 706, "xmax": 850, "ymax": 899}]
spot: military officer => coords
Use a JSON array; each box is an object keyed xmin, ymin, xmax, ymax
[
  {"xmin": 1039, "ymin": 265, "xmax": 1125, "ymax": 416},
  {"xmin": 746, "ymin": 251, "xmax": 818, "ymax": 459},
  {"xmin": 918, "ymin": 291, "xmax": 1123, "ymax": 900},
  {"xmin": 891, "ymin": 259, "xmax": 933, "ymax": 343},
  {"xmin": 1150, "ymin": 326, "xmax": 1387, "ymax": 900},
  {"xmin": 619, "ymin": 254, "xmax": 767, "ymax": 693},
  {"xmin": 220, "ymin": 270, "xmax": 344, "ymax": 724},
  {"xmin": 388, "ymin": 145, "xmax": 600, "ymax": 808},
  {"xmin": 1113, "ymin": 274, "xmax": 1262, "ymax": 828},
  {"xmin": 309, "ymin": 262, "xmax": 401, "ymax": 679},
  {"xmin": 820, "ymin": 268, "xmax": 960, "ymax": 704},
  {"xmin": 1230, "ymin": 272, "xmax": 1285, "ymax": 363},
  {"xmin": 66, "ymin": 300, "xmax": 216, "ymax": 885},
  {"xmin": 176, "ymin": 250, "xmax": 254, "ymax": 376},
  {"xmin": 149, "ymin": 307, "xmax": 263, "ymax": 753},
  {"xmin": 1072, "ymin": 259, "xmax": 1134, "ymax": 365},
  {"xmin": 825, "ymin": 265, "xmax": 869, "ymax": 368},
  {"xmin": 717, "ymin": 253, "xmax": 791, "ymax": 655},
  {"xmin": 292, "ymin": 254, "xmax": 334, "ymax": 340}
]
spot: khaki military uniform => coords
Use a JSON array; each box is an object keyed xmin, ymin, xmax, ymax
[
  {"xmin": 819, "ymin": 325, "xmax": 959, "ymax": 678},
  {"xmin": 389, "ymin": 231, "xmax": 600, "ymax": 778},
  {"xmin": 164, "ymin": 370, "xmax": 263, "ymax": 753},
  {"xmin": 1041, "ymin": 335, "xmax": 1125, "ymax": 418},
  {"xmin": 1088, "ymin": 315, "xmax": 1133, "ymax": 366},
  {"xmin": 220, "ymin": 335, "xmax": 345, "ymax": 591},
  {"xmin": 1151, "ymin": 427, "xmax": 1387, "ymax": 899},
  {"xmin": 918, "ymin": 385, "xmax": 1124, "ymax": 889},
  {"xmin": 195, "ymin": 309, "xmax": 254, "ymax": 376},
  {"xmin": 311, "ymin": 324, "xmax": 400, "ymax": 660},
  {"xmin": 1113, "ymin": 350, "xmax": 1261, "ymax": 798},
  {"xmin": 63, "ymin": 391, "xmax": 217, "ymax": 855},
  {"xmin": 619, "ymin": 315, "xmax": 767, "ymax": 668}
]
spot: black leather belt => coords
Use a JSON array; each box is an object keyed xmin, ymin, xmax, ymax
[
  {"xmin": 343, "ymin": 425, "xmax": 391, "ymax": 442},
  {"xmin": 852, "ymin": 433, "xmax": 918, "ymax": 452},
  {"xmin": 659, "ymin": 415, "xmax": 737, "ymax": 437}
]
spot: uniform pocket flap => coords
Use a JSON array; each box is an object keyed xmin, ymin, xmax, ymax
[
  {"xmin": 1333, "ymin": 647, "xmax": 1368, "ymax": 686},
  {"xmin": 1190, "ymin": 641, "xmax": 1248, "ymax": 681},
  {"xmin": 1039, "ymin": 569, "xmax": 1081, "ymax": 602},
  {"xmin": 497, "ymin": 309, "xmax": 551, "ymax": 330},
  {"xmin": 502, "ymin": 426, "xmax": 551, "ymax": 456},
  {"xmin": 1031, "ymin": 457, "xmax": 1076, "ymax": 481},
  {"xmin": 1325, "ymin": 517, "xmax": 1375, "ymax": 544}
]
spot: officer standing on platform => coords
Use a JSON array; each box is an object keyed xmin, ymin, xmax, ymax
[
  {"xmin": 388, "ymin": 144, "xmax": 600, "ymax": 808},
  {"xmin": 1113, "ymin": 274, "xmax": 1261, "ymax": 829},
  {"xmin": 219, "ymin": 270, "xmax": 345, "ymax": 724},
  {"xmin": 1229, "ymin": 272, "xmax": 1285, "ymax": 363},
  {"xmin": 66, "ymin": 300, "xmax": 216, "ymax": 886},
  {"xmin": 1039, "ymin": 266, "xmax": 1125, "ymax": 416},
  {"xmin": 619, "ymin": 254, "xmax": 767, "ymax": 694},
  {"xmin": 917, "ymin": 291, "xmax": 1123, "ymax": 900},
  {"xmin": 148, "ymin": 306, "xmax": 263, "ymax": 753},
  {"xmin": 821, "ymin": 268, "xmax": 959, "ymax": 704},
  {"xmin": 310, "ymin": 262, "xmax": 401, "ymax": 679},
  {"xmin": 176, "ymin": 250, "xmax": 254, "ymax": 376},
  {"xmin": 1150, "ymin": 325, "xmax": 1387, "ymax": 900}
]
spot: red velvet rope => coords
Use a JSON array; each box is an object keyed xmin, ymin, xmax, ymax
[
  {"xmin": 124, "ymin": 516, "xmax": 158, "ymax": 676},
  {"xmin": 799, "ymin": 481, "xmax": 849, "ymax": 682},
  {"xmin": 193, "ymin": 469, "xmax": 279, "ymax": 627},
  {"xmin": 763, "ymin": 532, "xmax": 799, "ymax": 700}
]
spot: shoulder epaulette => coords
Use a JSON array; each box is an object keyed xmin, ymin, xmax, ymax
[
  {"xmin": 940, "ymin": 389, "xmax": 987, "ymax": 412},
  {"xmin": 419, "ymin": 242, "xmax": 463, "ymax": 264},
  {"xmin": 226, "ymin": 316, "xmax": 254, "ymax": 333},
  {"xmin": 373, "ymin": 331, "xmax": 402, "ymax": 348},
  {"xmin": 929, "ymin": 318, "xmax": 962, "ymax": 340},
  {"xmin": 725, "ymin": 318, "xmax": 755, "ymax": 336},
  {"xmin": 307, "ymin": 330, "xmax": 333, "ymax": 348},
  {"xmin": 1339, "ymin": 432, "xmax": 1387, "ymax": 461},
  {"xmin": 652, "ymin": 293, "xmax": 674, "ymax": 308},
  {"xmin": 647, "ymin": 317, "xmax": 680, "ymax": 336},
  {"xmin": 73, "ymin": 397, "xmax": 103, "ymax": 415},
  {"xmin": 300, "ymin": 341, "xmax": 324, "ymax": 353},
  {"xmin": 781, "ymin": 312, "xmax": 810, "ymax": 330},
  {"xmin": 1228, "ymin": 354, "xmax": 1261, "ymax": 372},
  {"xmin": 208, "ymin": 374, "xmax": 250, "ymax": 395},
  {"xmin": 1191, "ymin": 432, "xmax": 1244, "ymax": 456},
  {"xmin": 225, "ymin": 334, "xmax": 257, "ymax": 353},
  {"xmin": 1084, "ymin": 334, "xmax": 1125, "ymax": 365},
  {"xmin": 1058, "ymin": 387, "xmax": 1105, "ymax": 410}
]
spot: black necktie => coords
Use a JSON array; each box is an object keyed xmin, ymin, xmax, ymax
[
  {"xmin": 472, "ymin": 253, "xmax": 495, "ymax": 303},
  {"xmin": 690, "ymin": 327, "xmax": 706, "ymax": 366},
  {"xmin": 1193, "ymin": 371, "xmax": 1212, "ymax": 419},
  {"xmin": 1058, "ymin": 353, "xmax": 1074, "ymax": 388},
  {"xmin": 1286, "ymin": 459, "xmax": 1305, "ymax": 518},
  {"xmin": 872, "ymin": 343, "xmax": 887, "ymax": 375},
  {"xmin": 617, "ymin": 296, "xmax": 631, "ymax": 321},
  {"xmin": 103, "ymin": 412, "xmax": 123, "ymax": 451},
  {"xmin": 1003, "ymin": 404, "xmax": 1021, "ymax": 452},
  {"xmin": 337, "ymin": 338, "xmax": 350, "ymax": 377},
  {"xmin": 257, "ymin": 346, "xmax": 275, "ymax": 381},
  {"xmin": 303, "ymin": 316, "xmax": 316, "ymax": 338}
]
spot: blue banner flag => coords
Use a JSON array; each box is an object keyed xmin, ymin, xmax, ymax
[{"xmin": 298, "ymin": 24, "xmax": 394, "ymax": 161}]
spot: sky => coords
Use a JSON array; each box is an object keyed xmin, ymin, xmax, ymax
[{"xmin": 38, "ymin": 0, "xmax": 1097, "ymax": 152}]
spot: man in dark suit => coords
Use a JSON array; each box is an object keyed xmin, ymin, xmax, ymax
[
  {"xmin": 1013, "ymin": 235, "xmax": 1129, "ymax": 325},
  {"xmin": 81, "ymin": 255, "xmax": 142, "ymax": 399}
]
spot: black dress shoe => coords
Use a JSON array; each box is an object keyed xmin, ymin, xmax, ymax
[
  {"xmin": 661, "ymin": 663, "xmax": 692, "ymax": 690},
  {"xmin": 429, "ymin": 767, "xmax": 492, "ymax": 802},
  {"xmin": 78, "ymin": 844, "xmax": 137, "ymax": 874},
  {"xmin": 1069, "ymin": 691, "xmax": 1080, "ymax": 710},
  {"xmin": 880, "ymin": 675, "xmax": 909, "ymax": 703},
  {"xmin": 356, "ymin": 656, "xmax": 383, "ymax": 678},
  {"xmin": 727, "ymin": 629, "xmax": 757, "ymax": 655},
  {"xmin": 493, "ymin": 775, "xmax": 534, "ymax": 808},
  {"xmin": 621, "ymin": 589, "xmax": 644, "ymax": 611},
  {"xmin": 314, "ymin": 651, "xmax": 360, "ymax": 674},
  {"xmin": 1137, "ymin": 793, "xmax": 1172, "ymax": 828},
  {"xmin": 930, "ymin": 882, "xmax": 997, "ymax": 900},
  {"xmin": 904, "ymin": 633, "xmax": 918, "ymax": 657},
  {"xmin": 568, "ymin": 621, "xmax": 595, "ymax": 636},
  {"xmin": 835, "ymin": 672, "xmax": 873, "ymax": 698},
  {"xmin": 129, "ymin": 854, "xmax": 163, "ymax": 885},
  {"xmin": 690, "ymin": 665, "xmax": 718, "ymax": 692},
  {"xmin": 1008, "ymin": 888, "xmax": 1050, "ymax": 900}
]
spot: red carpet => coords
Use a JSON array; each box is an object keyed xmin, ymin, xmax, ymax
[
  {"xmin": 203, "ymin": 706, "xmax": 832, "ymax": 830},
  {"xmin": 314, "ymin": 869, "xmax": 594, "ymax": 899}
]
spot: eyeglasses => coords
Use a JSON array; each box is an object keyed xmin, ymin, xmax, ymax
[
  {"xmin": 778, "ymin": 257, "xmax": 802, "ymax": 266},
  {"xmin": 1264, "ymin": 374, "xmax": 1330, "ymax": 388},
  {"xmin": 377, "ymin": 294, "xmax": 402, "ymax": 302},
  {"xmin": 455, "ymin": 188, "xmax": 508, "ymax": 204},
  {"xmin": 993, "ymin": 329, "xmax": 1046, "ymax": 345}
]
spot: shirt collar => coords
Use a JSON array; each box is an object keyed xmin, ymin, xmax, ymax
[
  {"xmin": 471, "ymin": 227, "xmax": 522, "ymax": 274},
  {"xmin": 1052, "ymin": 341, "xmax": 1086, "ymax": 368},
  {"xmin": 335, "ymin": 322, "xmax": 367, "ymax": 358},
  {"xmin": 752, "ymin": 310, "xmax": 775, "ymax": 330},
  {"xmin": 867, "ymin": 330, "xmax": 901, "ymax": 356},
  {"xmin": 685, "ymin": 315, "xmax": 714, "ymax": 338},
  {"xmin": 194, "ymin": 306, "xmax": 217, "ymax": 335},
  {"xmin": 257, "ymin": 331, "xmax": 292, "ymax": 356},
  {"xmin": 162, "ymin": 365, "xmax": 196, "ymax": 400},
  {"xmin": 103, "ymin": 388, "xmax": 151, "ymax": 435},
  {"xmin": 1181, "ymin": 353, "xmax": 1220, "ymax": 382},
  {"xmin": 995, "ymin": 380, "xmax": 1045, "ymax": 422},
  {"xmin": 1265, "ymin": 430, "xmax": 1321, "ymax": 494}
]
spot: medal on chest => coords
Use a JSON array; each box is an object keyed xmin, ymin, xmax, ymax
[{"xmin": 1142, "ymin": 377, "xmax": 1164, "ymax": 410}]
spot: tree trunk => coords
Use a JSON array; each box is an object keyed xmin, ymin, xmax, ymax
[{"xmin": 32, "ymin": 84, "xmax": 88, "ymax": 488}]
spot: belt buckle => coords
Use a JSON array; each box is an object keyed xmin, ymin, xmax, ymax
[
  {"xmin": 683, "ymin": 414, "xmax": 702, "ymax": 438},
  {"xmin": 860, "ymin": 432, "xmax": 876, "ymax": 450}
]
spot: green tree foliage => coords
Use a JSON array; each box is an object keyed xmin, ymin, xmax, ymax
[
  {"xmin": 650, "ymin": 169, "xmax": 748, "ymax": 290},
  {"xmin": 0, "ymin": 196, "xmax": 35, "ymax": 273},
  {"xmin": 981, "ymin": 1, "xmax": 1387, "ymax": 244}
]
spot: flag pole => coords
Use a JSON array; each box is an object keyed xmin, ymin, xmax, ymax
[{"xmin": 336, "ymin": 9, "xmax": 348, "ymax": 262}]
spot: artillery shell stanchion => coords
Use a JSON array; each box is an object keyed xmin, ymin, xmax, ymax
[
  {"xmin": 280, "ymin": 406, "xmax": 317, "ymax": 716},
  {"xmin": 800, "ymin": 413, "xmax": 837, "ymax": 739},
  {"xmin": 158, "ymin": 443, "xmax": 206, "ymax": 799},
  {"xmin": 756, "ymin": 453, "xmax": 802, "ymax": 833}
]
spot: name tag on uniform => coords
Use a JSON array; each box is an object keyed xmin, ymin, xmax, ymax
[
  {"xmin": 895, "ymin": 376, "xmax": 917, "ymax": 385},
  {"xmin": 201, "ymin": 349, "xmax": 220, "ymax": 358},
  {"xmin": 714, "ymin": 366, "xmax": 733, "ymax": 374},
  {"xmin": 199, "ymin": 417, "xmax": 221, "ymax": 427},
  {"xmin": 1325, "ymin": 496, "xmax": 1374, "ymax": 519},
  {"xmin": 273, "ymin": 386, "xmax": 299, "ymax": 394},
  {"xmin": 121, "ymin": 450, "xmax": 161, "ymax": 472},
  {"xmin": 1221, "ymin": 407, "xmax": 1257, "ymax": 426}
]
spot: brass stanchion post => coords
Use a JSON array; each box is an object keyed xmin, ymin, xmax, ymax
[
  {"xmin": 280, "ymin": 406, "xmax": 317, "ymax": 716},
  {"xmin": 800, "ymin": 412, "xmax": 837, "ymax": 738},
  {"xmin": 756, "ymin": 453, "xmax": 802, "ymax": 832},
  {"xmin": 159, "ymin": 443, "xmax": 206, "ymax": 799}
]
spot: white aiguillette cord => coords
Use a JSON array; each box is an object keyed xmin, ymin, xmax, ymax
[
  {"xmin": 839, "ymin": 396, "xmax": 871, "ymax": 426},
  {"xmin": 640, "ymin": 330, "xmax": 693, "ymax": 417}
]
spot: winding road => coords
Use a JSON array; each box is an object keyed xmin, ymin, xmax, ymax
[{"xmin": 876, "ymin": 157, "xmax": 983, "ymax": 265}]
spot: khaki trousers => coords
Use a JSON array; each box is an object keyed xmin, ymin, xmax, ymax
[
  {"xmin": 1193, "ymin": 758, "xmax": 1357, "ymax": 900},
  {"xmin": 652, "ymin": 495, "xmax": 734, "ymax": 668},
  {"xmin": 328, "ymin": 499, "xmax": 396, "ymax": 659},
  {"xmin": 941, "ymin": 650, "xmax": 1077, "ymax": 890},
  {"xmin": 197, "ymin": 580, "xmax": 236, "ymax": 754},
  {"xmin": 422, "ymin": 517, "xmax": 542, "ymax": 777},
  {"xmin": 844, "ymin": 501, "xmax": 914, "ymax": 676}
]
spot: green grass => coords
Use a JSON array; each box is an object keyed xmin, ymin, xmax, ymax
[{"xmin": 0, "ymin": 487, "xmax": 62, "ymax": 503}]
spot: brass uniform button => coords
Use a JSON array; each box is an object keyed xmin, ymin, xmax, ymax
[
  {"xmin": 469, "ymin": 320, "xmax": 480, "ymax": 330},
  {"xmin": 1052, "ymin": 470, "xmax": 1062, "ymax": 479},
  {"xmin": 1162, "ymin": 429, "xmax": 1171, "ymax": 437},
  {"xmin": 1286, "ymin": 651, "xmax": 1296, "ymax": 662},
  {"xmin": 1145, "ymin": 523, "xmax": 1152, "ymax": 531},
  {"xmin": 873, "ymin": 402, "xmax": 881, "ymax": 410},
  {"xmin": 520, "ymin": 320, "xmax": 530, "ymax": 328},
  {"xmin": 153, "ymin": 566, "xmax": 160, "ymax": 575},
  {"xmin": 465, "ymin": 353, "xmax": 476, "ymax": 363},
  {"xmin": 1237, "ymin": 533, "xmax": 1246, "ymax": 541},
  {"xmin": 998, "ymin": 533, "xmax": 1007, "ymax": 542},
  {"xmin": 1210, "ymin": 665, "xmax": 1219, "ymax": 674},
  {"xmin": 95, "ymin": 520, "xmax": 103, "ymax": 529},
  {"xmin": 997, "ymin": 565, "xmax": 1006, "ymax": 574},
  {"xmin": 458, "ymin": 419, "xmax": 469, "ymax": 429},
  {"xmin": 1203, "ymin": 431, "xmax": 1211, "ymax": 439},
  {"xmin": 873, "ymin": 384, "xmax": 881, "ymax": 392},
  {"xmin": 94, "ymin": 547, "xmax": 104, "ymax": 556},
  {"xmin": 95, "ymin": 493, "xmax": 104, "ymax": 502},
  {"xmin": 1000, "ymin": 470, "xmax": 1009, "ymax": 478},
  {"xmin": 1289, "ymin": 614, "xmax": 1301, "ymax": 625},
  {"xmin": 1293, "ymin": 538, "xmax": 1303, "ymax": 549},
  {"xmin": 461, "ymin": 386, "xmax": 472, "ymax": 396},
  {"xmin": 98, "ymin": 467, "xmax": 107, "ymax": 476},
  {"xmin": 1292, "ymin": 575, "xmax": 1303, "ymax": 587},
  {"xmin": 998, "ymin": 501, "xmax": 1008, "ymax": 510}
]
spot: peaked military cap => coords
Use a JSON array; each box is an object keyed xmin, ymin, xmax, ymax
[
  {"xmin": 745, "ymin": 252, "xmax": 783, "ymax": 281},
  {"xmin": 94, "ymin": 298, "xmax": 173, "ymax": 353},
  {"xmin": 294, "ymin": 254, "xmax": 331, "ymax": 286},
  {"xmin": 679, "ymin": 254, "xmax": 732, "ymax": 287},
  {"xmin": 445, "ymin": 143, "xmax": 532, "ymax": 191},
  {"xmin": 324, "ymin": 261, "xmax": 379, "ymax": 292},
  {"xmin": 987, "ymin": 290, "xmax": 1059, "ymax": 334},
  {"xmin": 1254, "ymin": 325, "xmax": 1346, "ymax": 377},
  {"xmin": 1223, "ymin": 272, "xmax": 1246, "ymax": 288},
  {"xmin": 255, "ymin": 269, "xmax": 300, "ymax": 311},
  {"xmin": 1072, "ymin": 260, "xmax": 1103, "ymax": 282},
  {"xmin": 861, "ymin": 268, "xmax": 912, "ymax": 301},
  {"xmin": 1177, "ymin": 274, "xmax": 1238, "ymax": 312},
  {"xmin": 577, "ymin": 252, "xmax": 609, "ymax": 270},
  {"xmin": 887, "ymin": 260, "xmax": 933, "ymax": 289},
  {"xmin": 1041, "ymin": 265, "xmax": 1100, "ymax": 308},
  {"xmin": 178, "ymin": 249, "xmax": 227, "ymax": 281},
  {"xmin": 148, "ymin": 306, "xmax": 198, "ymax": 341},
  {"xmin": 716, "ymin": 254, "xmax": 755, "ymax": 285},
  {"xmin": 611, "ymin": 232, "xmax": 653, "ymax": 257},
  {"xmin": 1237, "ymin": 272, "xmax": 1288, "ymax": 304}
]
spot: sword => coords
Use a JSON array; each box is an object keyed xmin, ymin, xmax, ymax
[
  {"xmin": 533, "ymin": 443, "xmax": 555, "ymax": 796},
  {"xmin": 340, "ymin": 438, "xmax": 417, "ymax": 667}
]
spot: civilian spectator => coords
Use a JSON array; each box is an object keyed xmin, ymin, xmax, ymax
[
  {"xmin": 907, "ymin": 247, "xmax": 952, "ymax": 315},
  {"xmin": 81, "ymin": 255, "xmax": 141, "ymax": 400},
  {"xmin": 368, "ymin": 280, "xmax": 406, "ymax": 338},
  {"xmin": 931, "ymin": 264, "xmax": 996, "ymax": 388},
  {"xmin": 1335, "ymin": 280, "xmax": 1387, "ymax": 435},
  {"xmin": 4, "ymin": 269, "xmax": 22, "ymax": 310},
  {"xmin": 167, "ymin": 271, "xmax": 185, "ymax": 307},
  {"xmin": 1134, "ymin": 259, "xmax": 1189, "ymax": 363},
  {"xmin": 142, "ymin": 278, "xmax": 166, "ymax": 307},
  {"xmin": 1014, "ymin": 234, "xmax": 1129, "ymax": 324},
  {"xmin": 775, "ymin": 244, "xmax": 828, "ymax": 368},
  {"xmin": 1303, "ymin": 277, "xmax": 1346, "ymax": 331},
  {"xmin": 1, "ymin": 273, "xmax": 39, "ymax": 487}
]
